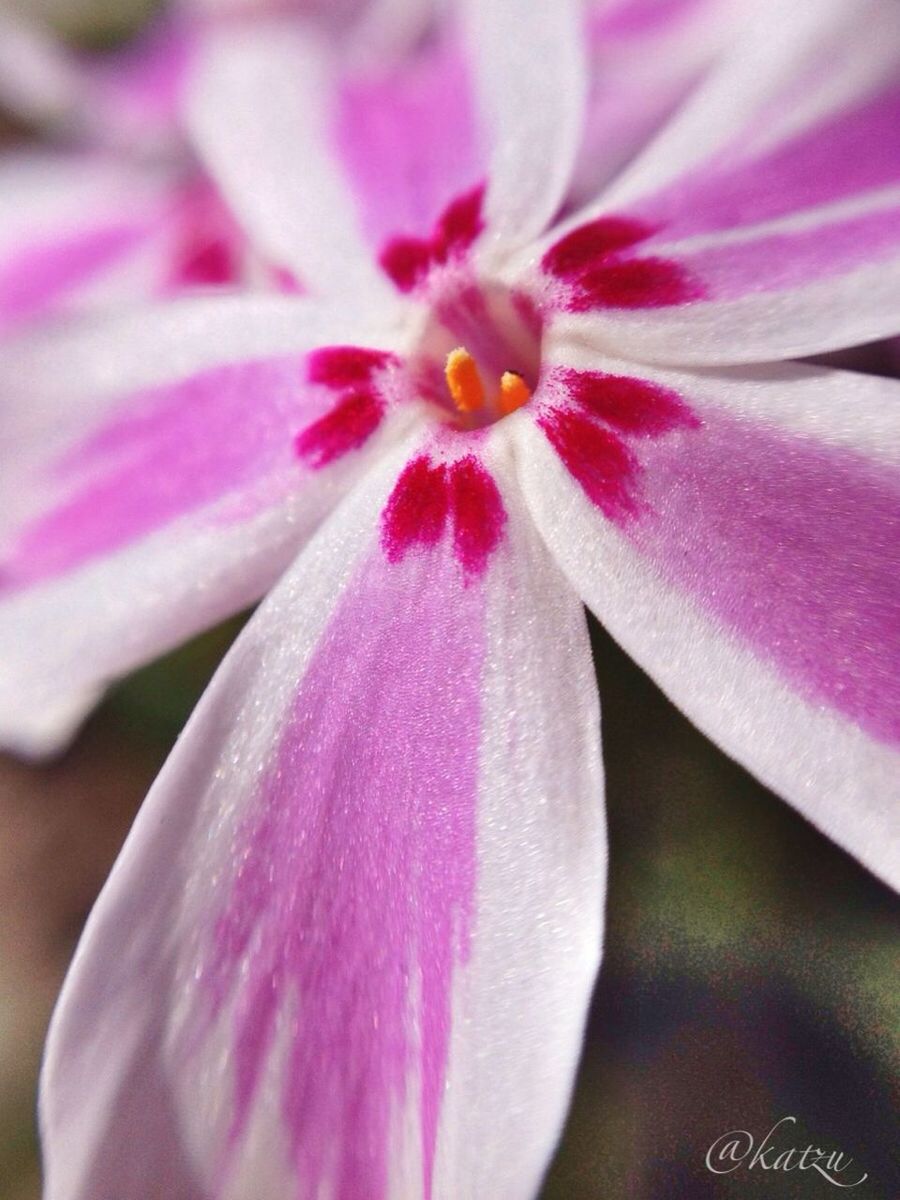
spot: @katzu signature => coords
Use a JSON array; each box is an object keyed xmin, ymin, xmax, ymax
[{"xmin": 705, "ymin": 1116, "xmax": 868, "ymax": 1188}]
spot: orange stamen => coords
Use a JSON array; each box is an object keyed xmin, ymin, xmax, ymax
[
  {"xmin": 498, "ymin": 370, "xmax": 532, "ymax": 416},
  {"xmin": 445, "ymin": 347, "xmax": 485, "ymax": 413}
]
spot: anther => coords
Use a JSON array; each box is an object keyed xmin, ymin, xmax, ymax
[
  {"xmin": 498, "ymin": 370, "xmax": 531, "ymax": 416},
  {"xmin": 445, "ymin": 347, "xmax": 485, "ymax": 413}
]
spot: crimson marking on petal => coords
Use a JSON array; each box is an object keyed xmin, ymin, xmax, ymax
[
  {"xmin": 379, "ymin": 236, "xmax": 434, "ymax": 292},
  {"xmin": 541, "ymin": 215, "xmax": 655, "ymax": 279},
  {"xmin": 270, "ymin": 263, "xmax": 303, "ymax": 294},
  {"xmin": 294, "ymin": 389, "xmax": 385, "ymax": 469},
  {"xmin": 163, "ymin": 180, "xmax": 246, "ymax": 294},
  {"xmin": 381, "ymin": 456, "xmax": 450, "ymax": 561},
  {"xmin": 433, "ymin": 184, "xmax": 486, "ymax": 261},
  {"xmin": 169, "ymin": 234, "xmax": 240, "ymax": 288},
  {"xmin": 556, "ymin": 367, "xmax": 701, "ymax": 435},
  {"xmin": 307, "ymin": 345, "xmax": 398, "ymax": 388},
  {"xmin": 379, "ymin": 182, "xmax": 487, "ymax": 292},
  {"xmin": 570, "ymin": 256, "xmax": 705, "ymax": 310},
  {"xmin": 449, "ymin": 455, "xmax": 506, "ymax": 581},
  {"xmin": 540, "ymin": 408, "xmax": 640, "ymax": 521}
]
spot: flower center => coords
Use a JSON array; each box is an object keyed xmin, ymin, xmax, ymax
[
  {"xmin": 409, "ymin": 280, "xmax": 543, "ymax": 429},
  {"xmin": 445, "ymin": 347, "xmax": 532, "ymax": 419}
]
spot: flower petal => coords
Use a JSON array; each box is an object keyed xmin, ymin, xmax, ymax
[
  {"xmin": 462, "ymin": 0, "xmax": 587, "ymax": 252},
  {"xmin": 570, "ymin": 0, "xmax": 746, "ymax": 206},
  {"xmin": 41, "ymin": 431, "xmax": 605, "ymax": 1199},
  {"xmin": 336, "ymin": 29, "xmax": 485, "ymax": 261},
  {"xmin": 0, "ymin": 151, "xmax": 176, "ymax": 331},
  {"xmin": 602, "ymin": 0, "xmax": 896, "ymax": 209},
  {"xmin": 535, "ymin": 0, "xmax": 900, "ymax": 361},
  {"xmin": 516, "ymin": 347, "xmax": 900, "ymax": 888},
  {"xmin": 0, "ymin": 296, "xmax": 408, "ymax": 752},
  {"xmin": 186, "ymin": 21, "xmax": 395, "ymax": 302}
]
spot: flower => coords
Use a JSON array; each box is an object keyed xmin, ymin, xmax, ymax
[
  {"xmin": 0, "ymin": 0, "xmax": 736, "ymax": 335},
  {"xmin": 0, "ymin": 9, "xmax": 256, "ymax": 333},
  {"xmin": 1, "ymin": 0, "xmax": 898, "ymax": 1196},
  {"xmin": 0, "ymin": 4, "xmax": 351, "ymax": 335}
]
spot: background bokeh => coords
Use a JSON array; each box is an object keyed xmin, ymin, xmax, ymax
[{"xmin": 0, "ymin": 1, "xmax": 898, "ymax": 1197}]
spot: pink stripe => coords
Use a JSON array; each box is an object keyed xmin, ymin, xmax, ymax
[
  {"xmin": 1, "ymin": 357, "xmax": 314, "ymax": 592},
  {"xmin": 634, "ymin": 87, "xmax": 900, "ymax": 241},
  {"xmin": 628, "ymin": 412, "xmax": 900, "ymax": 744},
  {"xmin": 193, "ymin": 545, "xmax": 486, "ymax": 1199},
  {"xmin": 335, "ymin": 36, "xmax": 484, "ymax": 249},
  {"xmin": 0, "ymin": 222, "xmax": 150, "ymax": 327},
  {"xmin": 591, "ymin": 0, "xmax": 708, "ymax": 40},
  {"xmin": 680, "ymin": 204, "xmax": 900, "ymax": 298}
]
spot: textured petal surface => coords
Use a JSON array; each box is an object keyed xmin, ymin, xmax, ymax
[
  {"xmin": 335, "ymin": 24, "xmax": 485, "ymax": 254},
  {"xmin": 570, "ymin": 0, "xmax": 745, "ymax": 206},
  {"xmin": 462, "ymin": 0, "xmax": 587, "ymax": 253},
  {"xmin": 187, "ymin": 22, "xmax": 395, "ymax": 302},
  {"xmin": 41, "ymin": 430, "xmax": 605, "ymax": 1200},
  {"xmin": 0, "ymin": 297, "xmax": 408, "ymax": 752},
  {"xmin": 516, "ymin": 346, "xmax": 900, "ymax": 888},
  {"xmin": 534, "ymin": 0, "xmax": 900, "ymax": 362},
  {"xmin": 601, "ymin": 0, "xmax": 895, "ymax": 208}
]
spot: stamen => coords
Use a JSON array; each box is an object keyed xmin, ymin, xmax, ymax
[
  {"xmin": 445, "ymin": 347, "xmax": 485, "ymax": 413},
  {"xmin": 498, "ymin": 370, "xmax": 532, "ymax": 416}
]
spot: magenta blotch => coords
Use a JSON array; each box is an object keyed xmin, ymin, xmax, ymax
[
  {"xmin": 627, "ymin": 410, "xmax": 900, "ymax": 743},
  {"xmin": 193, "ymin": 544, "xmax": 486, "ymax": 1199},
  {"xmin": 381, "ymin": 452, "xmax": 506, "ymax": 579},
  {"xmin": 1, "ymin": 356, "xmax": 312, "ymax": 592}
]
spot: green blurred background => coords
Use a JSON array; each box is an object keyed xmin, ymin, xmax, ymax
[{"xmin": 0, "ymin": 1, "xmax": 897, "ymax": 1196}]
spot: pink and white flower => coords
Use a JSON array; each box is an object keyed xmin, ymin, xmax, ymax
[
  {"xmin": 1, "ymin": 0, "xmax": 898, "ymax": 1196},
  {"xmin": 0, "ymin": 9, "xmax": 259, "ymax": 333},
  {"xmin": 0, "ymin": 1, "xmax": 378, "ymax": 333}
]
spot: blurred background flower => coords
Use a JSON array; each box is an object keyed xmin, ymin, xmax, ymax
[{"xmin": 0, "ymin": 1, "xmax": 897, "ymax": 1197}]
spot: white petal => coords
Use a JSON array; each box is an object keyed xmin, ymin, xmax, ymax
[
  {"xmin": 186, "ymin": 21, "xmax": 396, "ymax": 304},
  {"xmin": 527, "ymin": 0, "xmax": 900, "ymax": 363},
  {"xmin": 515, "ymin": 348, "xmax": 900, "ymax": 888},
  {"xmin": 463, "ymin": 0, "xmax": 588, "ymax": 255},
  {"xmin": 0, "ymin": 296, "xmax": 411, "ymax": 751},
  {"xmin": 41, "ymin": 429, "xmax": 605, "ymax": 1199},
  {"xmin": 602, "ymin": 0, "xmax": 896, "ymax": 209}
]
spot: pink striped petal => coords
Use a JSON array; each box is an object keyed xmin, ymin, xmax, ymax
[
  {"xmin": 335, "ymin": 31, "xmax": 485, "ymax": 255},
  {"xmin": 629, "ymin": 85, "xmax": 900, "ymax": 242},
  {"xmin": 0, "ymin": 152, "xmax": 262, "ymax": 330},
  {"xmin": 541, "ymin": 2, "xmax": 900, "ymax": 360},
  {"xmin": 41, "ymin": 434, "xmax": 604, "ymax": 1199},
  {"xmin": 462, "ymin": 0, "xmax": 587, "ymax": 250},
  {"xmin": 0, "ymin": 153, "xmax": 175, "ymax": 331},
  {"xmin": 0, "ymin": 298, "xmax": 406, "ymax": 753},
  {"xmin": 601, "ymin": 0, "xmax": 900, "ymax": 211},
  {"xmin": 186, "ymin": 22, "xmax": 396, "ymax": 303},
  {"xmin": 570, "ymin": 0, "xmax": 745, "ymax": 206},
  {"xmin": 516, "ymin": 348, "xmax": 900, "ymax": 887}
]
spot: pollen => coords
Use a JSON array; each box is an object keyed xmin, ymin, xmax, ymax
[
  {"xmin": 445, "ymin": 347, "xmax": 486, "ymax": 413},
  {"xmin": 498, "ymin": 370, "xmax": 532, "ymax": 415}
]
